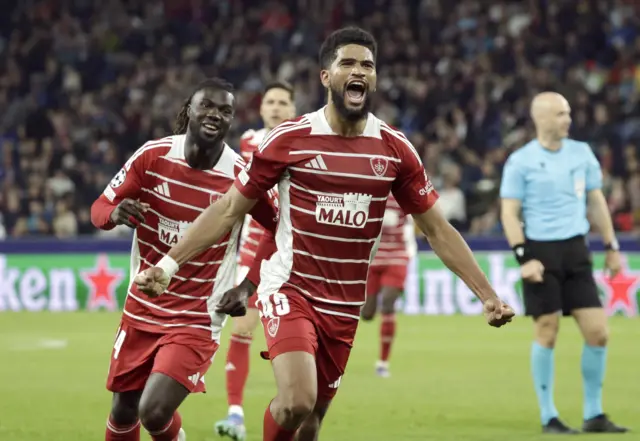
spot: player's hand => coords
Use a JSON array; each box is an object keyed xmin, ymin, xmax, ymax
[
  {"xmin": 604, "ymin": 250, "xmax": 622, "ymax": 278},
  {"xmin": 134, "ymin": 267, "xmax": 170, "ymax": 297},
  {"xmin": 110, "ymin": 198, "xmax": 150, "ymax": 228},
  {"xmin": 521, "ymin": 259, "xmax": 544, "ymax": 283},
  {"xmin": 216, "ymin": 278, "xmax": 255, "ymax": 317},
  {"xmin": 483, "ymin": 297, "xmax": 515, "ymax": 328}
]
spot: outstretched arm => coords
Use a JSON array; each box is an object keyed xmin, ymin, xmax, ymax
[
  {"xmin": 161, "ymin": 186, "xmax": 257, "ymax": 272},
  {"xmin": 412, "ymin": 202, "xmax": 497, "ymax": 303}
]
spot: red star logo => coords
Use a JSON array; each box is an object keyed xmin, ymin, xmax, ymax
[
  {"xmin": 595, "ymin": 256, "xmax": 640, "ymax": 317},
  {"xmin": 80, "ymin": 254, "xmax": 125, "ymax": 311}
]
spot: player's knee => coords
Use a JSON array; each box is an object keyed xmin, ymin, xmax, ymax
[
  {"xmin": 110, "ymin": 395, "xmax": 139, "ymax": 425},
  {"xmin": 360, "ymin": 309, "xmax": 375, "ymax": 321},
  {"xmin": 232, "ymin": 310, "xmax": 259, "ymax": 335},
  {"xmin": 277, "ymin": 391, "xmax": 316, "ymax": 425},
  {"xmin": 138, "ymin": 399, "xmax": 174, "ymax": 431},
  {"xmin": 584, "ymin": 326, "xmax": 609, "ymax": 347},
  {"xmin": 534, "ymin": 315, "xmax": 559, "ymax": 348}
]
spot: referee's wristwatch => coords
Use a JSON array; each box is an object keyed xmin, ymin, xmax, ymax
[{"xmin": 604, "ymin": 238, "xmax": 620, "ymax": 252}]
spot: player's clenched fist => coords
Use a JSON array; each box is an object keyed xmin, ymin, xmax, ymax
[
  {"xmin": 216, "ymin": 278, "xmax": 255, "ymax": 317},
  {"xmin": 134, "ymin": 267, "xmax": 170, "ymax": 297},
  {"xmin": 110, "ymin": 198, "xmax": 150, "ymax": 228},
  {"xmin": 483, "ymin": 298, "xmax": 515, "ymax": 328}
]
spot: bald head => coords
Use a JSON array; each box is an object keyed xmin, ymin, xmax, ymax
[{"xmin": 530, "ymin": 92, "xmax": 572, "ymax": 141}]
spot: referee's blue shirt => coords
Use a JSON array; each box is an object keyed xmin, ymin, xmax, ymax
[{"xmin": 500, "ymin": 139, "xmax": 603, "ymax": 241}]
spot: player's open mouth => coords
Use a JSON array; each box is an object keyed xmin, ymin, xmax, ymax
[
  {"xmin": 345, "ymin": 81, "xmax": 366, "ymax": 105},
  {"xmin": 202, "ymin": 122, "xmax": 220, "ymax": 136}
]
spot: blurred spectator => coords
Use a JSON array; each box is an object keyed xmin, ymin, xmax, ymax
[{"xmin": 1, "ymin": 0, "xmax": 640, "ymax": 238}]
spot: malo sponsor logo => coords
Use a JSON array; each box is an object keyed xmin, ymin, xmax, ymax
[
  {"xmin": 315, "ymin": 193, "xmax": 372, "ymax": 229},
  {"xmin": 158, "ymin": 217, "xmax": 191, "ymax": 246}
]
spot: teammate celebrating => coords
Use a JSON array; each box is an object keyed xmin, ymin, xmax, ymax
[
  {"xmin": 91, "ymin": 78, "xmax": 278, "ymax": 441},
  {"xmin": 361, "ymin": 195, "xmax": 416, "ymax": 378},
  {"xmin": 135, "ymin": 28, "xmax": 515, "ymax": 441},
  {"xmin": 215, "ymin": 81, "xmax": 296, "ymax": 441}
]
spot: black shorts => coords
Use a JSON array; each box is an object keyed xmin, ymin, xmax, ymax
[{"xmin": 523, "ymin": 235, "xmax": 602, "ymax": 319}]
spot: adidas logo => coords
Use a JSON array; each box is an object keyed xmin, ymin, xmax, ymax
[
  {"xmin": 225, "ymin": 362, "xmax": 236, "ymax": 371},
  {"xmin": 304, "ymin": 155, "xmax": 328, "ymax": 170},
  {"xmin": 328, "ymin": 376, "xmax": 342, "ymax": 389},
  {"xmin": 188, "ymin": 372, "xmax": 201, "ymax": 386},
  {"xmin": 154, "ymin": 182, "xmax": 171, "ymax": 197}
]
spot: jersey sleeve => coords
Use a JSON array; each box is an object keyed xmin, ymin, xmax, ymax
[
  {"xmin": 90, "ymin": 145, "xmax": 148, "ymax": 230},
  {"xmin": 248, "ymin": 187, "xmax": 279, "ymax": 233},
  {"xmin": 390, "ymin": 133, "xmax": 439, "ymax": 215},
  {"xmin": 499, "ymin": 154, "xmax": 525, "ymax": 199},
  {"xmin": 585, "ymin": 144, "xmax": 603, "ymax": 191},
  {"xmin": 234, "ymin": 126, "xmax": 292, "ymax": 200}
]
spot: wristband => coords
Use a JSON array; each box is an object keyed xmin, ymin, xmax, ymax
[
  {"xmin": 512, "ymin": 243, "xmax": 533, "ymax": 265},
  {"xmin": 157, "ymin": 255, "xmax": 180, "ymax": 278}
]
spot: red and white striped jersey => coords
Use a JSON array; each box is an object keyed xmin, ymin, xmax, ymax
[
  {"xmin": 91, "ymin": 135, "xmax": 278, "ymax": 341},
  {"xmin": 235, "ymin": 108, "xmax": 438, "ymax": 319},
  {"xmin": 237, "ymin": 128, "xmax": 269, "ymax": 268},
  {"xmin": 371, "ymin": 195, "xmax": 416, "ymax": 267}
]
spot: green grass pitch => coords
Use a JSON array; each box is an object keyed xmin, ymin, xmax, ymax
[{"xmin": 0, "ymin": 313, "xmax": 638, "ymax": 441}]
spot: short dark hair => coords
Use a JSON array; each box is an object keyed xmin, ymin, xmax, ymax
[
  {"xmin": 263, "ymin": 80, "xmax": 295, "ymax": 101},
  {"xmin": 318, "ymin": 27, "xmax": 377, "ymax": 69},
  {"xmin": 174, "ymin": 77, "xmax": 235, "ymax": 135}
]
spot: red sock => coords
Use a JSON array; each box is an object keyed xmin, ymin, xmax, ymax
[
  {"xmin": 148, "ymin": 411, "xmax": 182, "ymax": 441},
  {"xmin": 226, "ymin": 334, "xmax": 252, "ymax": 407},
  {"xmin": 105, "ymin": 416, "xmax": 140, "ymax": 441},
  {"xmin": 380, "ymin": 313, "xmax": 396, "ymax": 362},
  {"xmin": 263, "ymin": 402, "xmax": 296, "ymax": 441}
]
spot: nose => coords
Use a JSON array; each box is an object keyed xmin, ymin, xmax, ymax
[{"xmin": 206, "ymin": 108, "xmax": 222, "ymax": 121}]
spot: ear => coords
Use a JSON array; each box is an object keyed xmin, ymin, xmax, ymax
[{"xmin": 320, "ymin": 69, "xmax": 330, "ymax": 89}]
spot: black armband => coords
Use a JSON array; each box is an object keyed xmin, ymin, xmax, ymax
[{"xmin": 512, "ymin": 243, "xmax": 533, "ymax": 265}]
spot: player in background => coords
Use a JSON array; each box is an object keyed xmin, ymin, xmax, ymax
[
  {"xmin": 361, "ymin": 195, "xmax": 416, "ymax": 378},
  {"xmin": 91, "ymin": 78, "xmax": 279, "ymax": 441},
  {"xmin": 215, "ymin": 81, "xmax": 296, "ymax": 441},
  {"xmin": 134, "ymin": 28, "xmax": 515, "ymax": 441}
]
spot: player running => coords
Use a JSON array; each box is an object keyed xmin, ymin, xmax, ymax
[
  {"xmin": 134, "ymin": 28, "xmax": 515, "ymax": 441},
  {"xmin": 215, "ymin": 81, "xmax": 296, "ymax": 441},
  {"xmin": 92, "ymin": 78, "xmax": 278, "ymax": 441},
  {"xmin": 361, "ymin": 195, "xmax": 416, "ymax": 378}
]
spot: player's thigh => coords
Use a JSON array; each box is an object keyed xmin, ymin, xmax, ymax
[
  {"xmin": 231, "ymin": 306, "xmax": 261, "ymax": 336},
  {"xmin": 379, "ymin": 265, "xmax": 407, "ymax": 311},
  {"xmin": 362, "ymin": 268, "xmax": 382, "ymax": 320},
  {"xmin": 106, "ymin": 322, "xmax": 158, "ymax": 393},
  {"xmin": 522, "ymin": 272, "xmax": 563, "ymax": 319},
  {"xmin": 562, "ymin": 246, "xmax": 602, "ymax": 314},
  {"xmin": 259, "ymin": 291, "xmax": 319, "ymax": 404},
  {"xmin": 151, "ymin": 333, "xmax": 219, "ymax": 394},
  {"xmin": 315, "ymin": 314, "xmax": 359, "ymax": 402}
]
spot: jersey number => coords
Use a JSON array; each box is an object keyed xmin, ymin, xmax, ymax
[
  {"xmin": 260, "ymin": 293, "xmax": 291, "ymax": 318},
  {"xmin": 113, "ymin": 328, "xmax": 127, "ymax": 360}
]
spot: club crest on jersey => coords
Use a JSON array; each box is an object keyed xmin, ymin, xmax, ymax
[
  {"xmin": 370, "ymin": 157, "xmax": 388, "ymax": 177},
  {"xmin": 315, "ymin": 193, "xmax": 372, "ymax": 229},
  {"xmin": 267, "ymin": 317, "xmax": 280, "ymax": 337},
  {"xmin": 158, "ymin": 216, "xmax": 191, "ymax": 246}
]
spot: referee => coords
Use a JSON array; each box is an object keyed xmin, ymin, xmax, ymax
[{"xmin": 500, "ymin": 92, "xmax": 627, "ymax": 434}]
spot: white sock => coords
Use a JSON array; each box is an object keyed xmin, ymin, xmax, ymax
[{"xmin": 229, "ymin": 405, "xmax": 244, "ymax": 417}]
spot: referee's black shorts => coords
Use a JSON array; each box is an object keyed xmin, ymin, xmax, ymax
[{"xmin": 523, "ymin": 235, "xmax": 602, "ymax": 319}]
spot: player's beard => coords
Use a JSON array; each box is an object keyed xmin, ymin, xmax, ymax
[{"xmin": 330, "ymin": 84, "xmax": 372, "ymax": 122}]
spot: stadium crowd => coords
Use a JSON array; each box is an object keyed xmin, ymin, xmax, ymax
[{"xmin": 1, "ymin": 0, "xmax": 639, "ymax": 239}]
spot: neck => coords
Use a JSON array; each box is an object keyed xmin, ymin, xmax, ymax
[
  {"xmin": 324, "ymin": 103, "xmax": 367, "ymax": 137},
  {"xmin": 536, "ymin": 133, "xmax": 562, "ymax": 151},
  {"xmin": 184, "ymin": 132, "xmax": 224, "ymax": 169}
]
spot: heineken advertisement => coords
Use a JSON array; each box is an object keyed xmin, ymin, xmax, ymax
[{"xmin": 1, "ymin": 252, "xmax": 639, "ymax": 317}]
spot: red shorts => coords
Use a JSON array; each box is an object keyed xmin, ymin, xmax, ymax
[
  {"xmin": 236, "ymin": 265, "xmax": 259, "ymax": 309},
  {"xmin": 367, "ymin": 264, "xmax": 407, "ymax": 296},
  {"xmin": 106, "ymin": 321, "xmax": 219, "ymax": 394},
  {"xmin": 258, "ymin": 290, "xmax": 360, "ymax": 401}
]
